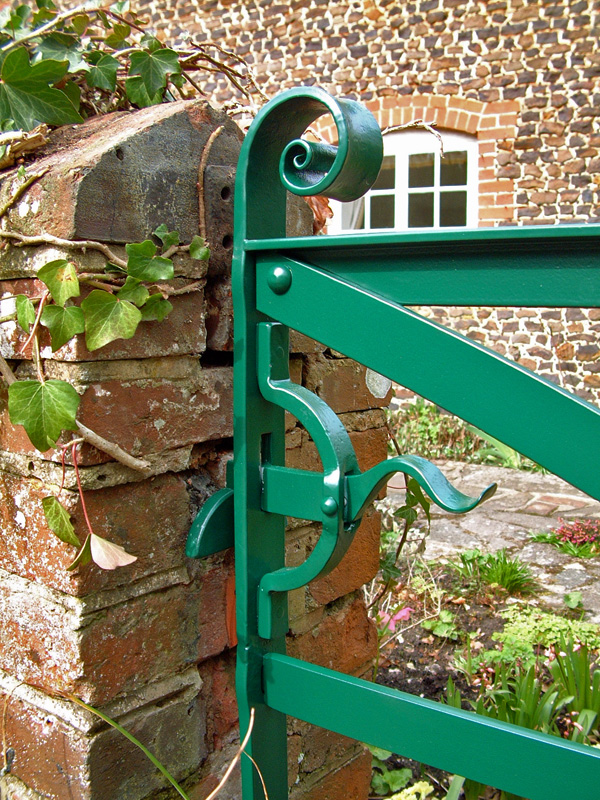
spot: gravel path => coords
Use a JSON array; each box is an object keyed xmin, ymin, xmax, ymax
[{"xmin": 387, "ymin": 462, "xmax": 600, "ymax": 623}]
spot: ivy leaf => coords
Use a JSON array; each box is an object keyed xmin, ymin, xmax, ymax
[
  {"xmin": 37, "ymin": 33, "xmax": 88, "ymax": 72},
  {"xmin": 80, "ymin": 289, "xmax": 142, "ymax": 350},
  {"xmin": 153, "ymin": 223, "xmax": 179, "ymax": 250},
  {"xmin": 140, "ymin": 293, "xmax": 172, "ymax": 322},
  {"xmin": 126, "ymin": 240, "xmax": 174, "ymax": 281},
  {"xmin": 8, "ymin": 378, "xmax": 80, "ymax": 452},
  {"xmin": 116, "ymin": 276, "xmax": 149, "ymax": 307},
  {"xmin": 42, "ymin": 495, "xmax": 80, "ymax": 547},
  {"xmin": 90, "ymin": 533, "xmax": 137, "ymax": 569},
  {"xmin": 140, "ymin": 33, "xmax": 162, "ymax": 53},
  {"xmin": 37, "ymin": 259, "xmax": 80, "ymax": 306},
  {"xmin": 71, "ymin": 13, "xmax": 89, "ymax": 35},
  {"xmin": 0, "ymin": 46, "xmax": 83, "ymax": 130},
  {"xmin": 15, "ymin": 294, "xmax": 35, "ymax": 332},
  {"xmin": 40, "ymin": 304, "xmax": 85, "ymax": 351},
  {"xmin": 86, "ymin": 52, "xmax": 118, "ymax": 91},
  {"xmin": 124, "ymin": 74, "xmax": 162, "ymax": 107},
  {"xmin": 67, "ymin": 533, "xmax": 91, "ymax": 570},
  {"xmin": 104, "ymin": 23, "xmax": 130, "ymax": 49},
  {"xmin": 189, "ymin": 235, "xmax": 210, "ymax": 261},
  {"xmin": 128, "ymin": 48, "xmax": 180, "ymax": 98}
]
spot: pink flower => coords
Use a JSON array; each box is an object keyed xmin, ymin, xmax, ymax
[{"xmin": 380, "ymin": 607, "xmax": 413, "ymax": 632}]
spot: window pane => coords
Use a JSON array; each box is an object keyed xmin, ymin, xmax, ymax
[
  {"xmin": 408, "ymin": 153, "xmax": 434, "ymax": 188},
  {"xmin": 408, "ymin": 192, "xmax": 434, "ymax": 227},
  {"xmin": 441, "ymin": 151, "xmax": 468, "ymax": 186},
  {"xmin": 372, "ymin": 155, "xmax": 395, "ymax": 190},
  {"xmin": 342, "ymin": 198, "xmax": 364, "ymax": 230},
  {"xmin": 440, "ymin": 191, "xmax": 467, "ymax": 226},
  {"xmin": 370, "ymin": 195, "xmax": 395, "ymax": 228}
]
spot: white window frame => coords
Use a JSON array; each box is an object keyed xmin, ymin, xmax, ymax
[{"xmin": 328, "ymin": 129, "xmax": 479, "ymax": 234}]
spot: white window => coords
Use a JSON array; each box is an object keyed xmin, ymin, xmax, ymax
[{"xmin": 329, "ymin": 130, "xmax": 479, "ymax": 233}]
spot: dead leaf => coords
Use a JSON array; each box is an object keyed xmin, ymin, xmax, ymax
[{"xmin": 90, "ymin": 533, "xmax": 137, "ymax": 570}]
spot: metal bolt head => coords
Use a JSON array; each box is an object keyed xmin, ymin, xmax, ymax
[
  {"xmin": 321, "ymin": 496, "xmax": 338, "ymax": 516},
  {"xmin": 267, "ymin": 265, "xmax": 292, "ymax": 295}
]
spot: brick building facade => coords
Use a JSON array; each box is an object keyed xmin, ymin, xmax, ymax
[{"xmin": 139, "ymin": 0, "xmax": 600, "ymax": 402}]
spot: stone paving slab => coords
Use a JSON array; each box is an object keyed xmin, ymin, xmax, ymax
[{"xmin": 386, "ymin": 461, "xmax": 600, "ymax": 623}]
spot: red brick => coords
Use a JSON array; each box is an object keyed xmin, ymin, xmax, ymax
[
  {"xmin": 287, "ymin": 593, "xmax": 377, "ymax": 675},
  {"xmin": 309, "ymin": 509, "xmax": 381, "ymax": 606},
  {"xmin": 0, "ymin": 471, "xmax": 190, "ymax": 595},
  {"xmin": 0, "ymin": 581, "xmax": 197, "ymax": 703},
  {"xmin": 292, "ymin": 749, "xmax": 373, "ymax": 800},
  {"xmin": 198, "ymin": 649, "xmax": 239, "ymax": 749},
  {"xmin": 304, "ymin": 355, "xmax": 392, "ymax": 414},
  {"xmin": 0, "ymin": 361, "xmax": 233, "ymax": 461},
  {"xmin": 195, "ymin": 548, "xmax": 237, "ymax": 661}
]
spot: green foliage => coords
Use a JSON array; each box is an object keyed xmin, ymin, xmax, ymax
[
  {"xmin": 15, "ymin": 294, "xmax": 35, "ymax": 331},
  {"xmin": 80, "ymin": 289, "xmax": 142, "ymax": 351},
  {"xmin": 8, "ymin": 378, "xmax": 80, "ymax": 451},
  {"xmin": 0, "ymin": 46, "xmax": 82, "ymax": 130},
  {"xmin": 564, "ymin": 591, "xmax": 584, "ymax": 610},
  {"xmin": 387, "ymin": 399, "xmax": 483, "ymax": 462},
  {"xmin": 38, "ymin": 259, "xmax": 80, "ymax": 306},
  {"xmin": 421, "ymin": 608, "xmax": 460, "ymax": 640},
  {"xmin": 368, "ymin": 745, "xmax": 412, "ymax": 797},
  {"xmin": 531, "ymin": 518, "xmax": 600, "ymax": 558},
  {"xmin": 40, "ymin": 304, "xmax": 85, "ymax": 350},
  {"xmin": 41, "ymin": 495, "xmax": 79, "ymax": 547},
  {"xmin": 449, "ymin": 549, "xmax": 538, "ymax": 596},
  {"xmin": 0, "ymin": 1, "xmax": 257, "ymax": 133}
]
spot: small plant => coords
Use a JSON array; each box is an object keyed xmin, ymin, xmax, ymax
[
  {"xmin": 368, "ymin": 745, "xmax": 412, "ymax": 797},
  {"xmin": 531, "ymin": 518, "xmax": 600, "ymax": 558},
  {"xmin": 421, "ymin": 608, "xmax": 460, "ymax": 641},
  {"xmin": 466, "ymin": 426, "xmax": 546, "ymax": 473},
  {"xmin": 548, "ymin": 641, "xmax": 600, "ymax": 743},
  {"xmin": 449, "ymin": 549, "xmax": 538, "ymax": 596}
]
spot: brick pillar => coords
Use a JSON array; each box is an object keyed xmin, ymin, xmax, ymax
[{"xmin": 0, "ymin": 99, "xmax": 385, "ymax": 800}]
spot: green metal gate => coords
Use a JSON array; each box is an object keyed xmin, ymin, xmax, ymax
[{"xmin": 187, "ymin": 87, "xmax": 600, "ymax": 800}]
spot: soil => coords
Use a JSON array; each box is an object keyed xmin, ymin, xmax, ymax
[{"xmin": 372, "ymin": 563, "xmax": 525, "ymax": 799}]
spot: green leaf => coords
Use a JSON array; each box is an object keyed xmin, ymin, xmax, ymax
[
  {"xmin": 40, "ymin": 304, "xmax": 85, "ymax": 351},
  {"xmin": 86, "ymin": 52, "xmax": 118, "ymax": 91},
  {"xmin": 80, "ymin": 289, "xmax": 142, "ymax": 351},
  {"xmin": 565, "ymin": 591, "xmax": 583, "ymax": 609},
  {"xmin": 126, "ymin": 240, "xmax": 174, "ymax": 281},
  {"xmin": 153, "ymin": 223, "xmax": 179, "ymax": 250},
  {"xmin": 15, "ymin": 294, "xmax": 35, "ymax": 332},
  {"xmin": 125, "ymin": 74, "xmax": 162, "ymax": 107},
  {"xmin": 71, "ymin": 13, "xmax": 89, "ymax": 35},
  {"xmin": 0, "ymin": 46, "xmax": 83, "ymax": 130},
  {"xmin": 385, "ymin": 767, "xmax": 412, "ymax": 792},
  {"xmin": 67, "ymin": 533, "xmax": 92, "ymax": 570},
  {"xmin": 37, "ymin": 33, "xmax": 88, "ymax": 72},
  {"xmin": 61, "ymin": 81, "xmax": 80, "ymax": 111},
  {"xmin": 42, "ymin": 495, "xmax": 80, "ymax": 547},
  {"xmin": 140, "ymin": 293, "xmax": 172, "ymax": 322},
  {"xmin": 8, "ymin": 379, "xmax": 80, "ymax": 452},
  {"xmin": 128, "ymin": 48, "xmax": 180, "ymax": 98},
  {"xmin": 140, "ymin": 33, "xmax": 162, "ymax": 53},
  {"xmin": 189, "ymin": 235, "xmax": 210, "ymax": 261},
  {"xmin": 37, "ymin": 259, "xmax": 80, "ymax": 306},
  {"xmin": 116, "ymin": 276, "xmax": 149, "ymax": 307}
]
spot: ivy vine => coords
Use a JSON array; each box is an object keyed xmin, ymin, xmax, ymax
[{"xmin": 0, "ymin": 0, "xmax": 250, "ymax": 570}]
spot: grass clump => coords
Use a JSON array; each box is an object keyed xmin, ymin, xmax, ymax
[{"xmin": 449, "ymin": 549, "xmax": 538, "ymax": 596}]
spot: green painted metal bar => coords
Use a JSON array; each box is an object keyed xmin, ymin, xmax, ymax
[
  {"xmin": 263, "ymin": 653, "xmax": 600, "ymax": 800},
  {"xmin": 256, "ymin": 254, "xmax": 600, "ymax": 502},
  {"xmin": 246, "ymin": 225, "xmax": 600, "ymax": 308}
]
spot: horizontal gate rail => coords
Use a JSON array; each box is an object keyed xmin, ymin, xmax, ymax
[
  {"xmin": 247, "ymin": 225, "xmax": 600, "ymax": 307},
  {"xmin": 264, "ymin": 652, "xmax": 600, "ymax": 800}
]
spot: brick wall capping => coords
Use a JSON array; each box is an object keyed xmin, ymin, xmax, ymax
[{"xmin": 0, "ymin": 100, "xmax": 242, "ymax": 248}]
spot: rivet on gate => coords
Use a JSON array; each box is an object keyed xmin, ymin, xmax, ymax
[
  {"xmin": 267, "ymin": 265, "xmax": 292, "ymax": 294},
  {"xmin": 321, "ymin": 496, "xmax": 338, "ymax": 516}
]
